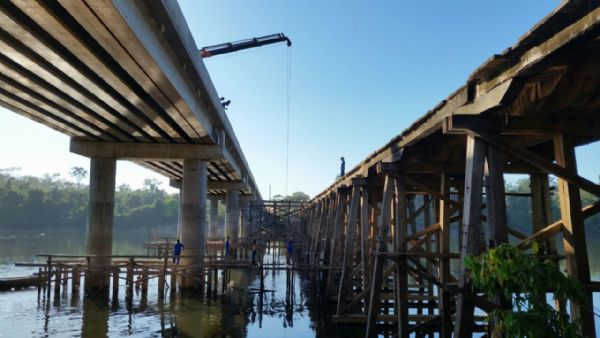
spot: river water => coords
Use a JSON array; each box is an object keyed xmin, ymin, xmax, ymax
[
  {"xmin": 0, "ymin": 232, "xmax": 361, "ymax": 338},
  {"xmin": 2, "ymin": 232, "xmax": 600, "ymax": 337}
]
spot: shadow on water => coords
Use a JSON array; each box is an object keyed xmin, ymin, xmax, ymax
[
  {"xmin": 0, "ymin": 233, "xmax": 364, "ymax": 337},
  {"xmin": 6, "ymin": 233, "xmax": 600, "ymax": 336}
]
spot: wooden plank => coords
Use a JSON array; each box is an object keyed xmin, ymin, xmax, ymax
[
  {"xmin": 484, "ymin": 145, "xmax": 508, "ymax": 247},
  {"xmin": 408, "ymin": 231, "xmax": 435, "ymax": 253},
  {"xmin": 517, "ymin": 221, "xmax": 563, "ymax": 250},
  {"xmin": 365, "ymin": 175, "xmax": 395, "ymax": 338},
  {"xmin": 454, "ymin": 134, "xmax": 486, "ymax": 338},
  {"xmin": 394, "ymin": 177, "xmax": 409, "ymax": 338},
  {"xmin": 343, "ymin": 264, "xmax": 395, "ymax": 314},
  {"xmin": 554, "ymin": 133, "xmax": 595, "ymax": 337},
  {"xmin": 406, "ymin": 223, "xmax": 441, "ymax": 242},
  {"xmin": 483, "ymin": 145, "xmax": 510, "ymax": 336},
  {"xmin": 405, "ymin": 177, "xmax": 462, "ymax": 208},
  {"xmin": 327, "ymin": 190, "xmax": 348, "ymax": 295},
  {"xmin": 530, "ymin": 174, "xmax": 558, "ymax": 253},
  {"xmin": 360, "ymin": 186, "xmax": 370, "ymax": 297},
  {"xmin": 337, "ymin": 184, "xmax": 361, "ymax": 314},
  {"xmin": 438, "ymin": 173, "xmax": 452, "ymax": 338}
]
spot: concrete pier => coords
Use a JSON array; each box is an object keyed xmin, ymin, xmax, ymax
[
  {"xmin": 208, "ymin": 196, "xmax": 220, "ymax": 238},
  {"xmin": 179, "ymin": 159, "xmax": 207, "ymax": 290},
  {"xmin": 225, "ymin": 189, "xmax": 241, "ymax": 240},
  {"xmin": 85, "ymin": 157, "xmax": 116, "ymax": 293}
]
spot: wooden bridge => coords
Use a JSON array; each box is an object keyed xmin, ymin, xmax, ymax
[{"xmin": 300, "ymin": 1, "xmax": 600, "ymax": 337}]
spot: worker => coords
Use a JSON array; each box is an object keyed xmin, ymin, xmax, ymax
[
  {"xmin": 287, "ymin": 239, "xmax": 294, "ymax": 265},
  {"xmin": 173, "ymin": 239, "xmax": 184, "ymax": 264},
  {"xmin": 340, "ymin": 157, "xmax": 345, "ymax": 177},
  {"xmin": 225, "ymin": 236, "xmax": 231, "ymax": 257},
  {"xmin": 251, "ymin": 240, "xmax": 258, "ymax": 265}
]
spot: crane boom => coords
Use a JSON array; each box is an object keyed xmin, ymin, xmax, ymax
[{"xmin": 200, "ymin": 33, "xmax": 292, "ymax": 58}]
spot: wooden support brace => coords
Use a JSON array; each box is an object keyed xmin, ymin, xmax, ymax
[
  {"xmin": 337, "ymin": 184, "xmax": 362, "ymax": 314},
  {"xmin": 365, "ymin": 174, "xmax": 395, "ymax": 338},
  {"xmin": 454, "ymin": 134, "xmax": 486, "ymax": 338}
]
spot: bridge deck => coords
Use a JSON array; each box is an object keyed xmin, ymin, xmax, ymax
[
  {"xmin": 304, "ymin": 1, "xmax": 600, "ymax": 337},
  {"xmin": 0, "ymin": 0, "xmax": 257, "ymax": 195}
]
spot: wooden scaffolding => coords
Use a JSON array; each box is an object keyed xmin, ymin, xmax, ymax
[{"xmin": 302, "ymin": 1, "xmax": 600, "ymax": 337}]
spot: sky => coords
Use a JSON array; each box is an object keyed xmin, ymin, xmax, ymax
[{"xmin": 1, "ymin": 0, "xmax": 599, "ymax": 198}]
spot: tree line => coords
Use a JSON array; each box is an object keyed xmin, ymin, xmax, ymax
[
  {"xmin": 0, "ymin": 167, "xmax": 598, "ymax": 238},
  {"xmin": 0, "ymin": 167, "xmax": 180, "ymax": 233},
  {"xmin": 0, "ymin": 168, "xmax": 312, "ymax": 234}
]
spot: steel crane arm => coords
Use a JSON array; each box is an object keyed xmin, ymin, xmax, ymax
[{"xmin": 200, "ymin": 33, "xmax": 292, "ymax": 58}]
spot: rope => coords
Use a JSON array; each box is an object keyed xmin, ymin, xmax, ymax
[{"xmin": 285, "ymin": 47, "xmax": 292, "ymax": 196}]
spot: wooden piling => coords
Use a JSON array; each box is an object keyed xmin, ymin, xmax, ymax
[{"xmin": 112, "ymin": 267, "xmax": 119, "ymax": 298}]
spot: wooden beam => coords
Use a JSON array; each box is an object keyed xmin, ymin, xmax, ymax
[
  {"xmin": 360, "ymin": 186, "xmax": 370, "ymax": 296},
  {"xmin": 327, "ymin": 189, "xmax": 348, "ymax": 295},
  {"xmin": 455, "ymin": 134, "xmax": 486, "ymax": 338},
  {"xmin": 531, "ymin": 174, "xmax": 558, "ymax": 254},
  {"xmin": 337, "ymin": 184, "xmax": 361, "ymax": 314},
  {"xmin": 446, "ymin": 115, "xmax": 600, "ymax": 197},
  {"xmin": 405, "ymin": 177, "xmax": 462, "ymax": 209},
  {"xmin": 406, "ymin": 223, "xmax": 441, "ymax": 242},
  {"xmin": 438, "ymin": 173, "xmax": 452, "ymax": 338},
  {"xmin": 365, "ymin": 174, "xmax": 394, "ymax": 338},
  {"xmin": 554, "ymin": 133, "xmax": 595, "ymax": 337},
  {"xmin": 394, "ymin": 177, "xmax": 409, "ymax": 338}
]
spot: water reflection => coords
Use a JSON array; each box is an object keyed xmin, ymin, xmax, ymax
[
  {"xmin": 0, "ymin": 236, "xmax": 367, "ymax": 338},
  {"xmin": 82, "ymin": 295, "xmax": 109, "ymax": 337},
  {"xmin": 15, "ymin": 234, "xmax": 600, "ymax": 336}
]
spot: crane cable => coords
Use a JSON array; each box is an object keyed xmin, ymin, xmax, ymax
[{"xmin": 285, "ymin": 47, "xmax": 292, "ymax": 197}]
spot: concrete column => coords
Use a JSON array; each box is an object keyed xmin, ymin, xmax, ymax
[
  {"xmin": 177, "ymin": 189, "xmax": 182, "ymax": 239},
  {"xmin": 225, "ymin": 189, "xmax": 241, "ymax": 241},
  {"xmin": 240, "ymin": 200, "xmax": 247, "ymax": 239},
  {"xmin": 208, "ymin": 196, "xmax": 219, "ymax": 239},
  {"xmin": 85, "ymin": 157, "xmax": 116, "ymax": 293},
  {"xmin": 179, "ymin": 159, "xmax": 207, "ymax": 290}
]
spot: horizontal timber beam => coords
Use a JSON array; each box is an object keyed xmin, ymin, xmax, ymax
[
  {"xmin": 445, "ymin": 114, "xmax": 600, "ymax": 138},
  {"xmin": 444, "ymin": 115, "xmax": 600, "ymax": 197}
]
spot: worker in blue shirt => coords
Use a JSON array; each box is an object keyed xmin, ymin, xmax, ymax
[
  {"xmin": 340, "ymin": 157, "xmax": 345, "ymax": 177},
  {"xmin": 173, "ymin": 239, "xmax": 184, "ymax": 264},
  {"xmin": 225, "ymin": 236, "xmax": 231, "ymax": 257}
]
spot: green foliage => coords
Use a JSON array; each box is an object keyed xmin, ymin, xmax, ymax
[
  {"xmin": 272, "ymin": 191, "xmax": 310, "ymax": 201},
  {"xmin": 465, "ymin": 243, "xmax": 586, "ymax": 338},
  {"xmin": 0, "ymin": 169, "xmax": 183, "ymax": 233}
]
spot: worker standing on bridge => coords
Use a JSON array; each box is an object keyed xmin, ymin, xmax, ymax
[
  {"xmin": 173, "ymin": 239, "xmax": 184, "ymax": 264},
  {"xmin": 340, "ymin": 157, "xmax": 345, "ymax": 177}
]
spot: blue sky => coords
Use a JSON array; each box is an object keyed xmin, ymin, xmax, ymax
[{"xmin": 2, "ymin": 0, "xmax": 598, "ymax": 197}]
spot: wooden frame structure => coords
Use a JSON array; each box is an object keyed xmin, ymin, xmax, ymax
[{"xmin": 303, "ymin": 1, "xmax": 600, "ymax": 336}]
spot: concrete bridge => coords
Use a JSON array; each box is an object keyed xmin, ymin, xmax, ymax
[
  {"xmin": 302, "ymin": 1, "xmax": 600, "ymax": 337},
  {"xmin": 5, "ymin": 0, "xmax": 600, "ymax": 337},
  {"xmin": 0, "ymin": 0, "xmax": 259, "ymax": 292}
]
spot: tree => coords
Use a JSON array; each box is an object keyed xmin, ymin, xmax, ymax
[
  {"xmin": 466, "ymin": 243, "xmax": 586, "ymax": 337},
  {"xmin": 143, "ymin": 178, "xmax": 162, "ymax": 193},
  {"xmin": 287, "ymin": 191, "xmax": 310, "ymax": 201},
  {"xmin": 69, "ymin": 167, "xmax": 88, "ymax": 185}
]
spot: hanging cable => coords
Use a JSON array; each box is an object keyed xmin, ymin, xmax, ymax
[{"xmin": 285, "ymin": 47, "xmax": 292, "ymax": 197}]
